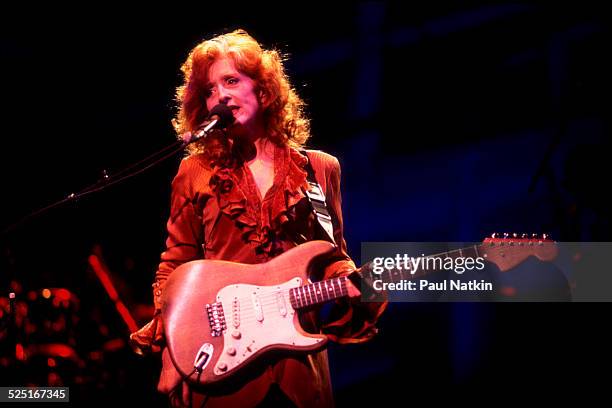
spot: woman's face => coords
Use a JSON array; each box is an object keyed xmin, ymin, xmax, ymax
[{"xmin": 205, "ymin": 58, "xmax": 262, "ymax": 132}]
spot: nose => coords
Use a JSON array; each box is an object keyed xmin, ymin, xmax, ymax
[{"xmin": 216, "ymin": 85, "xmax": 231, "ymax": 105}]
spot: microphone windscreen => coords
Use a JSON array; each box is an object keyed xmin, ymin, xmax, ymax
[{"xmin": 208, "ymin": 104, "xmax": 235, "ymax": 128}]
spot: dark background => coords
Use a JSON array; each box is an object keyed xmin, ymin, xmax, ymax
[{"xmin": 1, "ymin": 2, "xmax": 610, "ymax": 405}]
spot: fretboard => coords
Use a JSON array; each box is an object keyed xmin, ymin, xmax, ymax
[{"xmin": 289, "ymin": 276, "xmax": 349, "ymax": 309}]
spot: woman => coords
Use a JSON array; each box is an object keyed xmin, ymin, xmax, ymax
[{"xmin": 130, "ymin": 29, "xmax": 385, "ymax": 407}]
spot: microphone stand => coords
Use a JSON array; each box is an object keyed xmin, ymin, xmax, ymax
[
  {"xmin": 1, "ymin": 131, "xmax": 211, "ymax": 236},
  {"xmin": 1, "ymin": 103, "xmax": 234, "ymax": 236}
]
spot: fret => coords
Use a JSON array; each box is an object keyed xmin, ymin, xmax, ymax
[
  {"xmin": 315, "ymin": 281, "xmax": 324, "ymax": 302},
  {"xmin": 311, "ymin": 283, "xmax": 318, "ymax": 305},
  {"xmin": 289, "ymin": 286, "xmax": 302, "ymax": 309},
  {"xmin": 291, "ymin": 287, "xmax": 301, "ymax": 309},
  {"xmin": 289, "ymin": 288, "xmax": 296, "ymax": 309},
  {"xmin": 304, "ymin": 285, "xmax": 311, "ymax": 306},
  {"xmin": 332, "ymin": 278, "xmax": 341, "ymax": 298},
  {"xmin": 308, "ymin": 283, "xmax": 315, "ymax": 305},
  {"xmin": 323, "ymin": 281, "xmax": 330, "ymax": 301},
  {"xmin": 290, "ymin": 276, "xmax": 355, "ymax": 310},
  {"xmin": 296, "ymin": 287, "xmax": 304, "ymax": 308},
  {"xmin": 305, "ymin": 284, "xmax": 312, "ymax": 306},
  {"xmin": 340, "ymin": 277, "xmax": 347, "ymax": 296},
  {"xmin": 323, "ymin": 281, "xmax": 332, "ymax": 300},
  {"xmin": 331, "ymin": 278, "xmax": 338, "ymax": 298},
  {"xmin": 306, "ymin": 284, "xmax": 314, "ymax": 306}
]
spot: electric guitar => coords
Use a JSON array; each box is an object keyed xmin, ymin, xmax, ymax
[{"xmin": 161, "ymin": 234, "xmax": 557, "ymax": 387}]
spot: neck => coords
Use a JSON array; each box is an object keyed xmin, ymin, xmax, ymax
[
  {"xmin": 232, "ymin": 126, "xmax": 275, "ymax": 163},
  {"xmin": 252, "ymin": 138, "xmax": 275, "ymax": 161}
]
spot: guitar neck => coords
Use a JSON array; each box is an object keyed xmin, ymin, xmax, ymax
[
  {"xmin": 289, "ymin": 276, "xmax": 349, "ymax": 309},
  {"xmin": 288, "ymin": 246, "xmax": 481, "ymax": 309},
  {"xmin": 288, "ymin": 237, "xmax": 557, "ymax": 309},
  {"xmin": 361, "ymin": 244, "xmax": 484, "ymax": 283}
]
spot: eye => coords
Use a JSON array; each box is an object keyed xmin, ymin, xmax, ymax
[{"xmin": 226, "ymin": 77, "xmax": 239, "ymax": 85}]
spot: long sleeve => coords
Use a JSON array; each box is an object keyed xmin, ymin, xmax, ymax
[
  {"xmin": 129, "ymin": 157, "xmax": 207, "ymax": 355},
  {"xmin": 154, "ymin": 158, "xmax": 206, "ymax": 301},
  {"xmin": 321, "ymin": 155, "xmax": 357, "ymax": 276}
]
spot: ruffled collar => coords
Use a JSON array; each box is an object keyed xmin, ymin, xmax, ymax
[{"xmin": 209, "ymin": 145, "xmax": 310, "ymax": 257}]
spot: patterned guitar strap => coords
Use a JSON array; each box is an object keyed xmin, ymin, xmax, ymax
[{"xmin": 301, "ymin": 151, "xmax": 336, "ymax": 246}]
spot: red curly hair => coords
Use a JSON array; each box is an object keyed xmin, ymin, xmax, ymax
[{"xmin": 173, "ymin": 29, "xmax": 310, "ymax": 156}]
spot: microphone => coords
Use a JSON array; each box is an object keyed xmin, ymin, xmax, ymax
[{"xmin": 182, "ymin": 104, "xmax": 235, "ymax": 145}]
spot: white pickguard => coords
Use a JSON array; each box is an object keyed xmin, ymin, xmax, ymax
[{"xmin": 213, "ymin": 277, "xmax": 324, "ymax": 376}]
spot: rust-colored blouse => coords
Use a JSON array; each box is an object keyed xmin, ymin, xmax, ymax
[{"xmin": 132, "ymin": 145, "xmax": 385, "ymax": 407}]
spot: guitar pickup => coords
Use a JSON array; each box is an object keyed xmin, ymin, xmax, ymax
[
  {"xmin": 276, "ymin": 291, "xmax": 287, "ymax": 317},
  {"xmin": 232, "ymin": 297, "xmax": 240, "ymax": 328},
  {"xmin": 251, "ymin": 292, "xmax": 264, "ymax": 322}
]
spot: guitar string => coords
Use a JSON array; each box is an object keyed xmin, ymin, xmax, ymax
[
  {"xmin": 229, "ymin": 292, "xmax": 340, "ymax": 317},
  {"xmin": 213, "ymin": 277, "xmax": 348, "ymax": 309},
  {"xmin": 222, "ymin": 240, "xmax": 542, "ymax": 311},
  {"xmin": 206, "ymin": 279, "xmax": 348, "ymax": 323},
  {"xmin": 233, "ymin": 279, "xmax": 347, "ymax": 309},
  {"xmin": 215, "ymin": 283, "xmax": 349, "ymax": 321},
  {"xmin": 197, "ymin": 241, "xmax": 541, "ymax": 316},
  {"xmin": 211, "ymin": 245, "xmax": 475, "ymax": 311}
]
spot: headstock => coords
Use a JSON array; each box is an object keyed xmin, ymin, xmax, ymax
[{"xmin": 481, "ymin": 233, "xmax": 558, "ymax": 272}]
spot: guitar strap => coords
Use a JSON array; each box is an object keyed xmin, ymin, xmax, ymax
[{"xmin": 301, "ymin": 151, "xmax": 336, "ymax": 246}]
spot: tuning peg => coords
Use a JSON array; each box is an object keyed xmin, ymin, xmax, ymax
[
  {"xmin": 521, "ymin": 233, "xmax": 528, "ymax": 239},
  {"xmin": 513, "ymin": 233, "xmax": 518, "ymax": 238},
  {"xmin": 532, "ymin": 233, "xmax": 538, "ymax": 238},
  {"xmin": 542, "ymin": 233, "xmax": 549, "ymax": 240},
  {"xmin": 503, "ymin": 233, "xmax": 509, "ymax": 239},
  {"xmin": 491, "ymin": 232, "xmax": 498, "ymax": 238}
]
